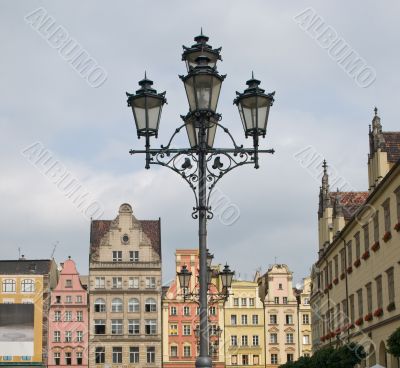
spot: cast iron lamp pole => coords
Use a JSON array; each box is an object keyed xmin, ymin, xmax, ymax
[{"xmin": 126, "ymin": 32, "xmax": 275, "ymax": 368}]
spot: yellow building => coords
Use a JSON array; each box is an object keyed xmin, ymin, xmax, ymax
[
  {"xmin": 0, "ymin": 258, "xmax": 58, "ymax": 367},
  {"xmin": 224, "ymin": 280, "xmax": 265, "ymax": 367},
  {"xmin": 295, "ymin": 278, "xmax": 312, "ymax": 358},
  {"xmin": 310, "ymin": 109, "xmax": 400, "ymax": 367}
]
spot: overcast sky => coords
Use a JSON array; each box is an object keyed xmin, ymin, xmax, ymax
[{"xmin": 1, "ymin": 1, "xmax": 399, "ymax": 285}]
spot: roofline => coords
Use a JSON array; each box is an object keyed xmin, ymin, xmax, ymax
[{"xmin": 316, "ymin": 159, "xmax": 400, "ymax": 264}]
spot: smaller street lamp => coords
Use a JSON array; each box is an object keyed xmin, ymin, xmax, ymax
[
  {"xmin": 178, "ymin": 265, "xmax": 192, "ymax": 299},
  {"xmin": 206, "ymin": 249, "xmax": 214, "ymax": 268},
  {"xmin": 220, "ymin": 263, "xmax": 234, "ymax": 291}
]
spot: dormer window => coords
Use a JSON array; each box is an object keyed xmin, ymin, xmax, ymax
[{"xmin": 65, "ymin": 279, "xmax": 72, "ymax": 288}]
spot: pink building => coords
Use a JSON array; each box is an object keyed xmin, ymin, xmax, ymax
[{"xmin": 48, "ymin": 257, "xmax": 88, "ymax": 367}]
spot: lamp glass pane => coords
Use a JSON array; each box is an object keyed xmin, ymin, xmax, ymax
[
  {"xmin": 184, "ymin": 77, "xmax": 197, "ymax": 111},
  {"xmin": 207, "ymin": 122, "xmax": 217, "ymax": 148},
  {"xmin": 146, "ymin": 96, "xmax": 162, "ymax": 131},
  {"xmin": 185, "ymin": 119, "xmax": 197, "ymax": 148},
  {"xmin": 210, "ymin": 78, "xmax": 222, "ymax": 112},
  {"xmin": 132, "ymin": 104, "xmax": 146, "ymax": 131},
  {"xmin": 194, "ymin": 74, "xmax": 212, "ymax": 110}
]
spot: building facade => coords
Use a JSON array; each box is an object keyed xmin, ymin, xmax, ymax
[
  {"xmin": 258, "ymin": 264, "xmax": 311, "ymax": 367},
  {"xmin": 310, "ymin": 109, "xmax": 400, "ymax": 367},
  {"xmin": 295, "ymin": 278, "xmax": 312, "ymax": 358},
  {"xmin": 162, "ymin": 249, "xmax": 225, "ymax": 368},
  {"xmin": 0, "ymin": 258, "xmax": 58, "ymax": 367},
  {"xmin": 224, "ymin": 279, "xmax": 265, "ymax": 367},
  {"xmin": 88, "ymin": 203, "xmax": 162, "ymax": 367},
  {"xmin": 48, "ymin": 257, "xmax": 88, "ymax": 367}
]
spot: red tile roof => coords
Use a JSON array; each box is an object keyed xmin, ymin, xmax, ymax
[
  {"xmin": 330, "ymin": 191, "xmax": 369, "ymax": 221},
  {"xmin": 382, "ymin": 132, "xmax": 400, "ymax": 163}
]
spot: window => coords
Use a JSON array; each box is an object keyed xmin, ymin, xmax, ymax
[
  {"xmin": 183, "ymin": 325, "xmax": 191, "ymax": 335},
  {"xmin": 169, "ymin": 324, "xmax": 178, "ymax": 335},
  {"xmin": 366, "ymin": 282, "xmax": 372, "ymax": 314},
  {"xmin": 147, "ymin": 347, "xmax": 155, "ymax": 363},
  {"xmin": 21, "ymin": 279, "xmax": 35, "ymax": 292},
  {"xmin": 241, "ymin": 335, "xmax": 248, "ymax": 346},
  {"xmin": 145, "ymin": 319, "xmax": 157, "ymax": 335},
  {"xmin": 242, "ymin": 355, "xmax": 249, "ymax": 365},
  {"xmin": 65, "ymin": 279, "xmax": 72, "ymax": 288},
  {"xmin": 373, "ymin": 211, "xmax": 379, "ymax": 243},
  {"xmin": 145, "ymin": 298, "xmax": 157, "ymax": 312},
  {"xmin": 376, "ymin": 275, "xmax": 383, "ymax": 308},
  {"xmin": 355, "ymin": 232, "xmax": 361, "ymax": 258},
  {"xmin": 94, "ymin": 298, "xmax": 106, "ymax": 312},
  {"xmin": 95, "ymin": 277, "xmax": 105, "ymax": 289},
  {"xmin": 183, "ymin": 306, "xmax": 190, "ymax": 315},
  {"xmin": 112, "ymin": 277, "xmax": 122, "ymax": 289},
  {"xmin": 303, "ymin": 335, "xmax": 310, "ymax": 345},
  {"xmin": 94, "ymin": 319, "xmax": 106, "ymax": 334},
  {"xmin": 170, "ymin": 306, "xmax": 177, "ymax": 315},
  {"xmin": 253, "ymin": 355, "xmax": 260, "ymax": 365},
  {"xmin": 386, "ymin": 267, "xmax": 395, "ymax": 304},
  {"xmin": 2, "ymin": 279, "xmax": 16, "ymax": 292},
  {"xmin": 183, "ymin": 345, "xmax": 191, "ymax": 357},
  {"xmin": 77, "ymin": 311, "xmax": 83, "ymax": 321},
  {"xmin": 233, "ymin": 297, "xmax": 239, "ymax": 306},
  {"xmin": 76, "ymin": 295, "xmax": 82, "ymax": 303},
  {"xmin": 54, "ymin": 311, "xmax": 61, "ymax": 321},
  {"xmin": 278, "ymin": 283, "xmax": 283, "ymax": 289},
  {"xmin": 340, "ymin": 248, "xmax": 346, "ymax": 274},
  {"xmin": 334, "ymin": 255, "xmax": 339, "ymax": 279},
  {"xmin": 65, "ymin": 352, "xmax": 71, "ymax": 365},
  {"xmin": 128, "ymin": 298, "xmax": 139, "ymax": 312},
  {"xmin": 357, "ymin": 289, "xmax": 363, "ymax": 318},
  {"xmin": 54, "ymin": 352, "xmax": 60, "ymax": 365},
  {"xmin": 65, "ymin": 331, "xmax": 72, "ymax": 342},
  {"xmin": 232, "ymin": 355, "xmax": 238, "ymax": 364},
  {"xmin": 112, "ymin": 347, "xmax": 122, "ymax": 364},
  {"xmin": 283, "ymin": 296, "xmax": 288, "ymax": 304},
  {"xmin": 302, "ymin": 313, "xmax": 310, "ymax": 324},
  {"xmin": 231, "ymin": 335, "xmax": 238, "ymax": 346},
  {"xmin": 66, "ymin": 295, "xmax": 72, "ymax": 304},
  {"xmin": 285, "ymin": 314, "xmax": 293, "ymax": 324},
  {"xmin": 328, "ymin": 261, "xmax": 333, "ymax": 284},
  {"xmin": 130, "ymin": 250, "xmax": 139, "ymax": 262},
  {"xmin": 252, "ymin": 335, "xmax": 259, "ymax": 346},
  {"xmin": 128, "ymin": 319, "xmax": 140, "ymax": 335},
  {"xmin": 303, "ymin": 298, "xmax": 310, "ymax": 305},
  {"xmin": 76, "ymin": 352, "xmax": 82, "ymax": 365},
  {"xmin": 270, "ymin": 314, "xmax": 277, "ymax": 324},
  {"xmin": 241, "ymin": 314, "xmax": 248, "ymax": 325},
  {"xmin": 65, "ymin": 311, "xmax": 72, "ymax": 321},
  {"xmin": 128, "ymin": 277, "xmax": 139, "ymax": 289},
  {"xmin": 54, "ymin": 331, "xmax": 61, "ymax": 342},
  {"xmin": 287, "ymin": 354, "xmax": 294, "ymax": 362},
  {"xmin": 241, "ymin": 298, "xmax": 247, "ymax": 306},
  {"xmin": 271, "ymin": 354, "xmax": 278, "ymax": 364},
  {"xmin": 270, "ymin": 333, "xmax": 278, "ymax": 343},
  {"xmin": 209, "ymin": 306, "xmax": 216, "ymax": 315},
  {"xmin": 170, "ymin": 345, "xmax": 178, "ymax": 357},
  {"xmin": 252, "ymin": 314, "xmax": 259, "ymax": 325},
  {"xmin": 249, "ymin": 298, "xmax": 255, "ymax": 306},
  {"xmin": 95, "ymin": 347, "xmax": 105, "ymax": 363},
  {"xmin": 56, "ymin": 295, "xmax": 61, "ymax": 303},
  {"xmin": 112, "ymin": 319, "xmax": 123, "ymax": 335},
  {"xmin": 274, "ymin": 296, "xmax": 279, "ymax": 304},
  {"xmin": 112, "ymin": 298, "xmax": 123, "ymax": 312},
  {"xmin": 347, "ymin": 241, "xmax": 353, "ymax": 267},
  {"xmin": 76, "ymin": 331, "xmax": 83, "ymax": 342},
  {"xmin": 286, "ymin": 333, "xmax": 294, "ymax": 344},
  {"xmin": 2, "ymin": 356, "xmax": 12, "ymax": 361},
  {"xmin": 383, "ymin": 199, "xmax": 391, "ymax": 233},
  {"xmin": 112, "ymin": 250, "xmax": 122, "ymax": 262},
  {"xmin": 349, "ymin": 294, "xmax": 355, "ymax": 322},
  {"xmin": 146, "ymin": 277, "xmax": 156, "ymax": 289},
  {"xmin": 231, "ymin": 314, "xmax": 237, "ymax": 325},
  {"xmin": 129, "ymin": 347, "xmax": 139, "ymax": 363}
]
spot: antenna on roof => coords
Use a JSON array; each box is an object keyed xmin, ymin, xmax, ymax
[
  {"xmin": 18, "ymin": 247, "xmax": 21, "ymax": 258},
  {"xmin": 51, "ymin": 241, "xmax": 59, "ymax": 259}
]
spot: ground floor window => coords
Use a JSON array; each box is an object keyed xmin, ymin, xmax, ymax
[
  {"xmin": 65, "ymin": 352, "xmax": 72, "ymax": 365},
  {"xmin": 271, "ymin": 354, "xmax": 278, "ymax": 364},
  {"xmin": 130, "ymin": 347, "xmax": 139, "ymax": 363},
  {"xmin": 147, "ymin": 347, "xmax": 155, "ymax": 363},
  {"xmin": 113, "ymin": 347, "xmax": 123, "ymax": 363},
  {"xmin": 95, "ymin": 347, "xmax": 105, "ymax": 364},
  {"xmin": 76, "ymin": 352, "xmax": 82, "ymax": 365},
  {"xmin": 287, "ymin": 354, "xmax": 294, "ymax": 362},
  {"xmin": 54, "ymin": 353, "xmax": 60, "ymax": 365}
]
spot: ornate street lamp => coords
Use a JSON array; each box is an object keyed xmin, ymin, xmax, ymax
[
  {"xmin": 126, "ymin": 33, "xmax": 275, "ymax": 368},
  {"xmin": 206, "ymin": 249, "xmax": 214, "ymax": 268},
  {"xmin": 220, "ymin": 264, "xmax": 234, "ymax": 291},
  {"xmin": 177, "ymin": 265, "xmax": 192, "ymax": 298}
]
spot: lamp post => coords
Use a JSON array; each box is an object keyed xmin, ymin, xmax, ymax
[{"xmin": 126, "ymin": 32, "xmax": 275, "ymax": 368}]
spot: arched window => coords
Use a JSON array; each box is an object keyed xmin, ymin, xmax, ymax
[
  {"xmin": 2, "ymin": 279, "xmax": 16, "ymax": 293},
  {"xmin": 94, "ymin": 298, "xmax": 106, "ymax": 312},
  {"xmin": 145, "ymin": 298, "xmax": 157, "ymax": 312},
  {"xmin": 112, "ymin": 298, "xmax": 123, "ymax": 312},
  {"xmin": 128, "ymin": 298, "xmax": 140, "ymax": 312},
  {"xmin": 21, "ymin": 279, "xmax": 35, "ymax": 293}
]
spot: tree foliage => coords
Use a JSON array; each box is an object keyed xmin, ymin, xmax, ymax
[
  {"xmin": 279, "ymin": 343, "xmax": 365, "ymax": 368},
  {"xmin": 388, "ymin": 327, "xmax": 400, "ymax": 358}
]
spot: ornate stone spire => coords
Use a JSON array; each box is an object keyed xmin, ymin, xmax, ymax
[
  {"xmin": 369, "ymin": 106, "xmax": 385, "ymax": 153},
  {"xmin": 321, "ymin": 160, "xmax": 331, "ymax": 209},
  {"xmin": 333, "ymin": 188, "xmax": 343, "ymax": 218}
]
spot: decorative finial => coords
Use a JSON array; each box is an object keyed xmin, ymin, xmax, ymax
[
  {"xmin": 68, "ymin": 255, "xmax": 71, "ymax": 259},
  {"xmin": 144, "ymin": 70, "xmax": 147, "ymax": 79},
  {"xmin": 374, "ymin": 106, "xmax": 378, "ymax": 116},
  {"xmin": 251, "ymin": 71, "xmax": 254, "ymax": 79},
  {"xmin": 322, "ymin": 159, "xmax": 327, "ymax": 173},
  {"xmin": 200, "ymin": 27, "xmax": 203, "ymax": 35}
]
